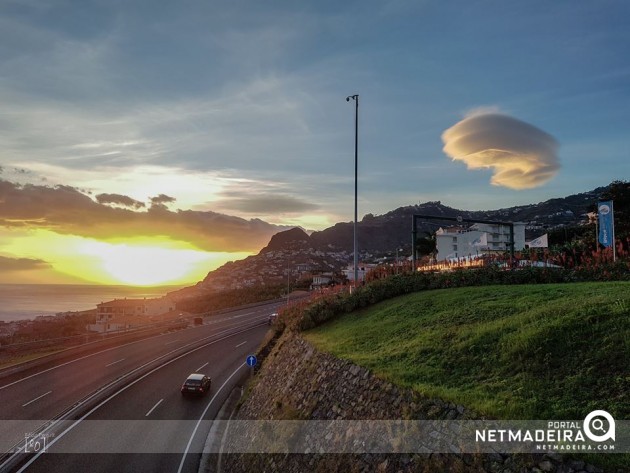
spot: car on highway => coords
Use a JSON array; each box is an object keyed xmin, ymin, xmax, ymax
[
  {"xmin": 268, "ymin": 312, "xmax": 278, "ymax": 325},
  {"xmin": 180, "ymin": 373, "xmax": 211, "ymax": 396}
]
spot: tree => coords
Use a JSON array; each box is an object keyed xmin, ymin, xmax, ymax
[{"xmin": 416, "ymin": 231, "xmax": 437, "ymax": 259}]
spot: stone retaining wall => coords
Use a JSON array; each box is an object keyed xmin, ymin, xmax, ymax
[{"xmin": 219, "ymin": 332, "xmax": 621, "ymax": 473}]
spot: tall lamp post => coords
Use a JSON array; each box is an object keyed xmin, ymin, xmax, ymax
[{"xmin": 346, "ymin": 94, "xmax": 359, "ymax": 288}]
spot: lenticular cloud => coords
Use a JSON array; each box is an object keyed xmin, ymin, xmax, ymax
[{"xmin": 441, "ymin": 112, "xmax": 560, "ymax": 189}]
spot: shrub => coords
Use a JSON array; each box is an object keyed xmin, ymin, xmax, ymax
[{"xmin": 277, "ymin": 261, "xmax": 630, "ymax": 333}]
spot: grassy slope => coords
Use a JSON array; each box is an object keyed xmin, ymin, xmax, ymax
[{"xmin": 304, "ymin": 282, "xmax": 629, "ymax": 421}]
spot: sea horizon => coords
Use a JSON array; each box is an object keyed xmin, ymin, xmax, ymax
[{"xmin": 0, "ymin": 283, "xmax": 187, "ymax": 323}]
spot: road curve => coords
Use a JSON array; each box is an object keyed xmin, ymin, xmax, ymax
[{"xmin": 1, "ymin": 302, "xmax": 280, "ymax": 472}]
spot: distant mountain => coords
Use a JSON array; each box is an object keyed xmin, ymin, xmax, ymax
[
  {"xmin": 261, "ymin": 227, "xmax": 312, "ymax": 253},
  {"xmin": 168, "ymin": 227, "xmax": 350, "ymax": 296},
  {"xmin": 310, "ymin": 186, "xmax": 606, "ymax": 255},
  {"xmin": 173, "ymin": 184, "xmax": 612, "ymax": 297}
]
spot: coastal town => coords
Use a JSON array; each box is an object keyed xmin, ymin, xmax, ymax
[{"xmin": 2, "ymin": 182, "xmax": 625, "ymax": 351}]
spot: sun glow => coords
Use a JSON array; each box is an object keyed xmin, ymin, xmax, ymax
[
  {"xmin": 0, "ymin": 230, "xmax": 252, "ymax": 285},
  {"xmin": 79, "ymin": 240, "xmax": 209, "ymax": 285}
]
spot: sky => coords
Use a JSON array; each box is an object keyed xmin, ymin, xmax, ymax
[{"xmin": 1, "ymin": 0, "xmax": 629, "ymax": 285}]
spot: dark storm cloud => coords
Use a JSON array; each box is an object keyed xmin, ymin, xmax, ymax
[
  {"xmin": 0, "ymin": 180, "xmax": 284, "ymax": 252},
  {"xmin": 442, "ymin": 112, "xmax": 560, "ymax": 189}
]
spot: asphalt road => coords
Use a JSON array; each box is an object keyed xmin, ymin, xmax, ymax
[{"xmin": 0, "ymin": 302, "xmax": 280, "ymax": 472}]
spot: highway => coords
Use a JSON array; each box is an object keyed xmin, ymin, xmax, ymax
[{"xmin": 0, "ymin": 302, "xmax": 281, "ymax": 472}]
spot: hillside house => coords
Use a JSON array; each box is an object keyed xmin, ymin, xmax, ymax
[
  {"xmin": 310, "ymin": 272, "xmax": 334, "ymax": 290},
  {"xmin": 87, "ymin": 297, "xmax": 175, "ymax": 333}
]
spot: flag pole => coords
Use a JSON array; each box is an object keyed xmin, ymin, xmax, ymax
[
  {"xmin": 594, "ymin": 203, "xmax": 598, "ymax": 252},
  {"xmin": 612, "ymin": 200, "xmax": 616, "ymax": 262}
]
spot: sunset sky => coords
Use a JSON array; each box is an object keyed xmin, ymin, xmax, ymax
[{"xmin": 1, "ymin": 1, "xmax": 629, "ymax": 285}]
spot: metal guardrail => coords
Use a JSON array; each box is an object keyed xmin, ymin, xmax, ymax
[
  {"xmin": 1, "ymin": 318, "xmax": 186, "ymax": 350},
  {"xmin": 0, "ymin": 298, "xmax": 289, "ymax": 377}
]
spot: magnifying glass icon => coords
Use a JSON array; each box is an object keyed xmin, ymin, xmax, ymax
[{"xmin": 591, "ymin": 419, "xmax": 605, "ymax": 432}]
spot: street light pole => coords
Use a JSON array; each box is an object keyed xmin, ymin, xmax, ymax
[{"xmin": 346, "ymin": 94, "xmax": 359, "ymax": 288}]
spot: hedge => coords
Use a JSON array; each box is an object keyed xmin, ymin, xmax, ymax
[{"xmin": 276, "ymin": 261, "xmax": 630, "ymax": 333}]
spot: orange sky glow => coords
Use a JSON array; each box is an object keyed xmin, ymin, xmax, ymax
[{"xmin": 0, "ymin": 180, "xmax": 273, "ymax": 285}]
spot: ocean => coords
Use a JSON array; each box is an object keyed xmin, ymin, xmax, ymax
[{"xmin": 0, "ymin": 284, "xmax": 183, "ymax": 322}]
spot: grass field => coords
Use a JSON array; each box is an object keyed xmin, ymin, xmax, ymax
[{"xmin": 304, "ymin": 281, "xmax": 629, "ymax": 421}]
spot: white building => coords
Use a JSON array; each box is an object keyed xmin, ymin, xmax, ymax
[
  {"xmin": 310, "ymin": 272, "xmax": 335, "ymax": 290},
  {"xmin": 342, "ymin": 264, "xmax": 377, "ymax": 283},
  {"xmin": 435, "ymin": 222, "xmax": 526, "ymax": 261}
]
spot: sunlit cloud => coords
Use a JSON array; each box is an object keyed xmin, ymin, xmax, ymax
[
  {"xmin": 0, "ymin": 255, "xmax": 51, "ymax": 271},
  {"xmin": 0, "ymin": 179, "xmax": 286, "ymax": 252},
  {"xmin": 220, "ymin": 194, "xmax": 319, "ymax": 214},
  {"xmin": 149, "ymin": 193, "xmax": 176, "ymax": 210},
  {"xmin": 9, "ymin": 163, "xmax": 241, "ymax": 215},
  {"xmin": 96, "ymin": 193, "xmax": 146, "ymax": 209},
  {"xmin": 3, "ymin": 163, "xmax": 341, "ymax": 232},
  {"xmin": 441, "ymin": 110, "xmax": 560, "ymax": 190},
  {"xmin": 217, "ymin": 180, "xmax": 320, "ymax": 214}
]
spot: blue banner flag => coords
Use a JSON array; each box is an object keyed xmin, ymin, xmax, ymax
[{"xmin": 598, "ymin": 201, "xmax": 614, "ymax": 248}]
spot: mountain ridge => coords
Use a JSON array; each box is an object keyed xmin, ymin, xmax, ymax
[{"xmin": 170, "ymin": 184, "xmax": 612, "ymax": 298}]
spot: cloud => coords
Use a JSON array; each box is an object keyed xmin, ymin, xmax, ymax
[
  {"xmin": 150, "ymin": 194, "xmax": 176, "ymax": 208},
  {"xmin": 0, "ymin": 179, "xmax": 286, "ymax": 252},
  {"xmin": 218, "ymin": 193, "xmax": 319, "ymax": 214},
  {"xmin": 441, "ymin": 111, "xmax": 560, "ymax": 189},
  {"xmin": 96, "ymin": 193, "xmax": 146, "ymax": 209},
  {"xmin": 0, "ymin": 255, "xmax": 51, "ymax": 271}
]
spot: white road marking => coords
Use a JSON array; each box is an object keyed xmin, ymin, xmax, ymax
[
  {"xmin": 22, "ymin": 391, "xmax": 52, "ymax": 407},
  {"xmin": 196, "ymin": 362, "xmax": 209, "ymax": 372},
  {"xmin": 145, "ymin": 399, "xmax": 163, "ymax": 417},
  {"xmin": 235, "ymin": 341, "xmax": 247, "ymax": 348},
  {"xmin": 105, "ymin": 358, "xmax": 125, "ymax": 367},
  {"xmin": 1, "ymin": 309, "xmax": 277, "ymax": 391},
  {"xmin": 13, "ymin": 324, "xmax": 263, "ymax": 473},
  {"xmin": 164, "ymin": 339, "xmax": 181, "ymax": 345}
]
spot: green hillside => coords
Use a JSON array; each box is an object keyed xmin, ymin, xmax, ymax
[{"xmin": 304, "ymin": 282, "xmax": 629, "ymax": 421}]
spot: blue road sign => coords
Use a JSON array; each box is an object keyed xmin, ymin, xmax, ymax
[{"xmin": 246, "ymin": 355, "xmax": 257, "ymax": 367}]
